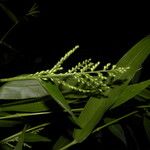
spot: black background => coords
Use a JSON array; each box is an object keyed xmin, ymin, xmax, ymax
[
  {"xmin": 0, "ymin": 1, "xmax": 150, "ymax": 150},
  {"xmin": 0, "ymin": 0, "xmax": 150, "ymax": 79}
]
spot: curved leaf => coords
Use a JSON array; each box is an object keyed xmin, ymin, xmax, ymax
[
  {"xmin": 72, "ymin": 36, "xmax": 150, "ymax": 144},
  {"xmin": 111, "ymin": 80, "xmax": 150, "ymax": 109},
  {"xmin": 138, "ymin": 88, "xmax": 150, "ymax": 100},
  {"xmin": 0, "ymin": 101, "xmax": 49, "ymax": 112},
  {"xmin": 116, "ymin": 36, "xmax": 150, "ymax": 82},
  {"xmin": 39, "ymin": 79, "xmax": 78, "ymax": 125},
  {"xmin": 14, "ymin": 125, "xmax": 27, "ymax": 150},
  {"xmin": 0, "ymin": 80, "xmax": 48, "ymax": 100},
  {"xmin": 52, "ymin": 136, "xmax": 71, "ymax": 150},
  {"xmin": 0, "ymin": 3, "xmax": 19, "ymax": 23},
  {"xmin": 73, "ymin": 97, "xmax": 110, "ymax": 142},
  {"xmin": 24, "ymin": 133, "xmax": 50, "ymax": 142}
]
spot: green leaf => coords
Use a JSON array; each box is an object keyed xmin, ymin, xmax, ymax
[
  {"xmin": 138, "ymin": 88, "xmax": 150, "ymax": 100},
  {"xmin": 0, "ymin": 112, "xmax": 50, "ymax": 120},
  {"xmin": 1, "ymin": 123, "xmax": 50, "ymax": 144},
  {"xmin": 111, "ymin": 80, "xmax": 150, "ymax": 109},
  {"xmin": 104, "ymin": 118, "xmax": 127, "ymax": 145},
  {"xmin": 0, "ymin": 144, "xmax": 14, "ymax": 150},
  {"xmin": 39, "ymin": 79, "xmax": 78, "ymax": 124},
  {"xmin": 0, "ymin": 101, "xmax": 49, "ymax": 112},
  {"xmin": 116, "ymin": 36, "xmax": 150, "ymax": 82},
  {"xmin": 72, "ymin": 36, "xmax": 150, "ymax": 144},
  {"xmin": 0, "ymin": 120, "xmax": 20, "ymax": 127},
  {"xmin": 73, "ymin": 97, "xmax": 111, "ymax": 143},
  {"xmin": 73, "ymin": 85, "xmax": 138, "ymax": 143},
  {"xmin": 14, "ymin": 125, "xmax": 27, "ymax": 150},
  {"xmin": 52, "ymin": 136, "xmax": 71, "ymax": 150},
  {"xmin": 144, "ymin": 117, "xmax": 150, "ymax": 142},
  {"xmin": 0, "ymin": 80, "xmax": 48, "ymax": 99},
  {"xmin": 24, "ymin": 133, "xmax": 50, "ymax": 142},
  {"xmin": 0, "ymin": 3, "xmax": 19, "ymax": 23}
]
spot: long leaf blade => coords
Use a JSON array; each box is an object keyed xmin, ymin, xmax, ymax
[
  {"xmin": 111, "ymin": 80, "xmax": 150, "ymax": 109},
  {"xmin": 73, "ymin": 97, "xmax": 111, "ymax": 142},
  {"xmin": 24, "ymin": 133, "xmax": 51, "ymax": 142},
  {"xmin": 0, "ymin": 80, "xmax": 48, "ymax": 100},
  {"xmin": 0, "ymin": 3, "xmax": 19, "ymax": 23},
  {"xmin": 0, "ymin": 101, "xmax": 49, "ymax": 112},
  {"xmin": 39, "ymin": 79, "xmax": 78, "ymax": 124},
  {"xmin": 116, "ymin": 36, "xmax": 150, "ymax": 81},
  {"xmin": 72, "ymin": 36, "xmax": 150, "ymax": 144}
]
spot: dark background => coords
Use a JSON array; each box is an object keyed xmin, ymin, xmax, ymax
[
  {"xmin": 0, "ymin": 1, "xmax": 150, "ymax": 150},
  {"xmin": 0, "ymin": 0, "xmax": 149, "ymax": 79}
]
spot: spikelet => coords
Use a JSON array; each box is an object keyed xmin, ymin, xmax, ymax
[{"xmin": 0, "ymin": 45, "xmax": 130, "ymax": 95}]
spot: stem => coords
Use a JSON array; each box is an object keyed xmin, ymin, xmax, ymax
[
  {"xmin": 0, "ymin": 112, "xmax": 51, "ymax": 120},
  {"xmin": 0, "ymin": 23, "xmax": 18, "ymax": 42},
  {"xmin": 1, "ymin": 123, "xmax": 50, "ymax": 143},
  {"xmin": 137, "ymin": 105, "xmax": 150, "ymax": 108},
  {"xmin": 59, "ymin": 140, "xmax": 77, "ymax": 150},
  {"xmin": 0, "ymin": 70, "xmax": 113, "ymax": 82},
  {"xmin": 92, "ymin": 110, "xmax": 138, "ymax": 133},
  {"xmin": 71, "ymin": 108, "xmax": 83, "ymax": 112}
]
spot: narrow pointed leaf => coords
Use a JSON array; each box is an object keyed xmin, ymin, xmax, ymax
[
  {"xmin": 52, "ymin": 136, "xmax": 71, "ymax": 150},
  {"xmin": 111, "ymin": 80, "xmax": 150, "ymax": 109},
  {"xmin": 24, "ymin": 133, "xmax": 51, "ymax": 142},
  {"xmin": 73, "ymin": 97, "xmax": 112, "ymax": 142},
  {"xmin": 14, "ymin": 125, "xmax": 27, "ymax": 150},
  {"xmin": 116, "ymin": 36, "xmax": 150, "ymax": 82},
  {"xmin": 39, "ymin": 79, "xmax": 78, "ymax": 124},
  {"xmin": 0, "ymin": 101, "xmax": 49, "ymax": 112},
  {"xmin": 0, "ymin": 3, "xmax": 19, "ymax": 23},
  {"xmin": 138, "ymin": 88, "xmax": 150, "ymax": 100},
  {"xmin": 0, "ymin": 112, "xmax": 50, "ymax": 120},
  {"xmin": 73, "ymin": 36, "xmax": 150, "ymax": 143}
]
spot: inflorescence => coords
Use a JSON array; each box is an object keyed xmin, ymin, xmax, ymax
[{"xmin": 0, "ymin": 46, "xmax": 130, "ymax": 94}]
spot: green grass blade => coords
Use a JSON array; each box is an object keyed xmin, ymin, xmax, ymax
[
  {"xmin": 0, "ymin": 3, "xmax": 19, "ymax": 23},
  {"xmin": 138, "ymin": 88, "xmax": 150, "ymax": 100},
  {"xmin": 0, "ymin": 80, "xmax": 48, "ymax": 100},
  {"xmin": 24, "ymin": 133, "xmax": 51, "ymax": 142},
  {"xmin": 72, "ymin": 36, "xmax": 150, "ymax": 144},
  {"xmin": 93, "ymin": 111, "xmax": 138, "ymax": 133},
  {"xmin": 116, "ymin": 36, "xmax": 150, "ymax": 81},
  {"xmin": 52, "ymin": 136, "xmax": 71, "ymax": 150},
  {"xmin": 14, "ymin": 125, "xmax": 27, "ymax": 150},
  {"xmin": 39, "ymin": 79, "xmax": 78, "ymax": 124},
  {"xmin": 73, "ymin": 97, "xmax": 111, "ymax": 142},
  {"xmin": 111, "ymin": 80, "xmax": 150, "ymax": 109},
  {"xmin": 0, "ymin": 101, "xmax": 49, "ymax": 112},
  {"xmin": 0, "ymin": 112, "xmax": 50, "ymax": 120},
  {"xmin": 73, "ymin": 85, "xmax": 129, "ymax": 143}
]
